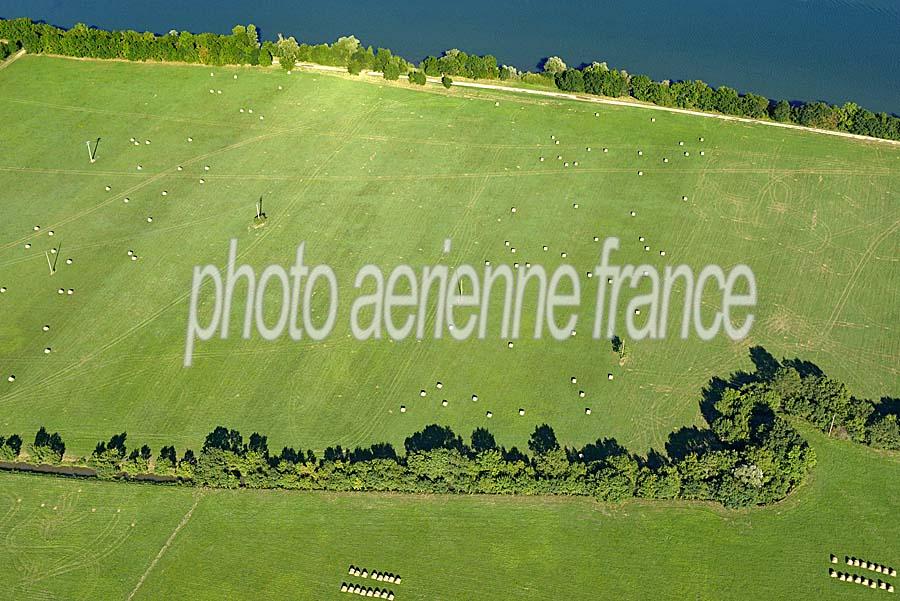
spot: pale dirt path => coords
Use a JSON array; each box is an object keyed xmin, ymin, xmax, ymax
[
  {"xmin": 289, "ymin": 61, "xmax": 900, "ymax": 148},
  {"xmin": 0, "ymin": 48, "xmax": 25, "ymax": 71}
]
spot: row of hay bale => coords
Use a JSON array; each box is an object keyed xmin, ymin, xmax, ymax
[
  {"xmin": 339, "ymin": 583, "xmax": 395, "ymax": 598},
  {"xmin": 347, "ymin": 565, "xmax": 401, "ymax": 584},
  {"xmin": 841, "ymin": 555, "xmax": 897, "ymax": 577},
  {"xmin": 829, "ymin": 569, "xmax": 894, "ymax": 591}
]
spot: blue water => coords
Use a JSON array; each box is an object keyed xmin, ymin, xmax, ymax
[{"xmin": 1, "ymin": 0, "xmax": 897, "ymax": 114}]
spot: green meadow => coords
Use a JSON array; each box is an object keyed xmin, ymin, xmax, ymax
[
  {"xmin": 0, "ymin": 428, "xmax": 898, "ymax": 600},
  {"xmin": 1, "ymin": 56, "xmax": 896, "ymax": 458}
]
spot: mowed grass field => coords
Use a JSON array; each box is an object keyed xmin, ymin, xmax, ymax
[
  {"xmin": 0, "ymin": 428, "xmax": 897, "ymax": 600},
  {"xmin": 0, "ymin": 55, "xmax": 897, "ymax": 460}
]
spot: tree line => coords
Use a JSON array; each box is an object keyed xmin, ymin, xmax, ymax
[
  {"xmin": 1, "ymin": 18, "xmax": 896, "ymax": 141},
  {"xmin": 1, "ymin": 348, "xmax": 896, "ymax": 509}
]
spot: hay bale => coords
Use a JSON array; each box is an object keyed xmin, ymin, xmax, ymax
[
  {"xmin": 573, "ymin": 203, "xmax": 579, "ymax": 209},
  {"xmin": 519, "ymin": 408, "xmax": 525, "ymax": 416},
  {"xmin": 831, "ymin": 555, "xmax": 838, "ymax": 564},
  {"xmin": 436, "ymin": 382, "xmax": 443, "ymax": 389},
  {"xmin": 399, "ymin": 406, "xmax": 406, "ymax": 413},
  {"xmin": 58, "ymin": 288, "xmax": 65, "ymax": 294},
  {"xmin": 603, "ymin": 148, "xmax": 608, "ymax": 153},
  {"xmin": 24, "ymin": 243, "xmax": 31, "ymax": 249},
  {"xmin": 67, "ymin": 289, "xmax": 74, "ymax": 295},
  {"xmin": 579, "ymin": 390, "xmax": 585, "ymax": 398},
  {"xmin": 349, "ymin": 566, "xmax": 355, "ymax": 575},
  {"xmin": 511, "ymin": 207, "xmax": 517, "ymax": 213},
  {"xmin": 638, "ymin": 150, "xmax": 643, "ymax": 156},
  {"xmin": 585, "ymin": 408, "xmax": 591, "ymax": 415},
  {"xmin": 0, "ymin": 287, "xmax": 6, "ymax": 293},
  {"xmin": 829, "ymin": 569, "xmax": 837, "ymax": 577},
  {"xmin": 638, "ymin": 171, "xmax": 643, "ymax": 176},
  {"xmin": 341, "ymin": 583, "xmax": 349, "ymax": 592},
  {"xmin": 682, "ymin": 195, "xmax": 688, "ymax": 201},
  {"xmin": 891, "ymin": 568, "xmax": 897, "ymax": 577},
  {"xmin": 48, "ymin": 230, "xmax": 55, "ymax": 237},
  {"xmin": 561, "ymin": 252, "xmax": 567, "ymax": 258},
  {"xmin": 472, "ymin": 395, "xmax": 478, "ymax": 401},
  {"xmin": 508, "ymin": 341, "xmax": 514, "ymax": 348},
  {"xmin": 395, "ymin": 577, "xmax": 401, "ymax": 584},
  {"xmin": 362, "ymin": 569, "xmax": 369, "ymax": 579},
  {"xmin": 420, "ymin": 390, "xmax": 427, "ymax": 397},
  {"xmin": 441, "ymin": 399, "xmax": 448, "ymax": 406},
  {"xmin": 7, "ymin": 375, "xmax": 15, "ymax": 382},
  {"xmin": 486, "ymin": 411, "xmax": 493, "ymax": 418},
  {"xmin": 124, "ymin": 198, "xmax": 130, "ymax": 203},
  {"xmin": 608, "ymin": 373, "xmax": 614, "ymax": 380}
]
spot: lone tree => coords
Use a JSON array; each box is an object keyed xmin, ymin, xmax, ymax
[
  {"xmin": 441, "ymin": 75, "xmax": 453, "ymax": 89},
  {"xmin": 542, "ymin": 56, "xmax": 567, "ymax": 74}
]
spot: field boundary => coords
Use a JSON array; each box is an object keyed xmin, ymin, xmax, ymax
[{"xmin": 3, "ymin": 52, "xmax": 898, "ymax": 147}]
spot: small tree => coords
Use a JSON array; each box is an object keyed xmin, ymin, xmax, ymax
[
  {"xmin": 408, "ymin": 70, "xmax": 426, "ymax": 85},
  {"xmin": 441, "ymin": 74, "xmax": 453, "ymax": 89},
  {"xmin": 542, "ymin": 56, "xmax": 567, "ymax": 74},
  {"xmin": 382, "ymin": 60, "xmax": 400, "ymax": 81}
]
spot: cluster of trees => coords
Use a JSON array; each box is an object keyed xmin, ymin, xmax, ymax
[
  {"xmin": 421, "ymin": 49, "xmax": 499, "ymax": 80},
  {"xmin": 549, "ymin": 61, "xmax": 900, "ymax": 140},
  {"xmin": 2, "ymin": 18, "xmax": 896, "ymax": 140},
  {"xmin": 0, "ymin": 19, "xmax": 269, "ymax": 66},
  {"xmin": 0, "ymin": 349, "xmax": 896, "ymax": 509}
]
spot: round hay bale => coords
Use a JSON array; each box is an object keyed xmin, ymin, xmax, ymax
[
  {"xmin": 24, "ymin": 243, "xmax": 31, "ymax": 249},
  {"xmin": 472, "ymin": 394, "xmax": 478, "ymax": 401},
  {"xmin": 573, "ymin": 161, "xmax": 578, "ymax": 166},
  {"xmin": 679, "ymin": 141, "xmax": 684, "ymax": 146},
  {"xmin": 58, "ymin": 288, "xmax": 65, "ymax": 294},
  {"xmin": 486, "ymin": 411, "xmax": 492, "ymax": 418},
  {"xmin": 634, "ymin": 309, "xmax": 641, "ymax": 315},
  {"xmin": 573, "ymin": 203, "xmax": 579, "ymax": 209},
  {"xmin": 638, "ymin": 150, "xmax": 643, "ymax": 156},
  {"xmin": 436, "ymin": 382, "xmax": 443, "ymax": 389},
  {"xmin": 145, "ymin": 140, "xmax": 151, "ymax": 145},
  {"xmin": 161, "ymin": 191, "xmax": 168, "ymax": 196},
  {"xmin": 131, "ymin": 256, "xmax": 137, "ymax": 261},
  {"xmin": 572, "ymin": 376, "xmax": 579, "ymax": 384},
  {"xmin": 651, "ymin": 117, "xmax": 656, "ymax": 122},
  {"xmin": 147, "ymin": 217, "xmax": 153, "ymax": 223},
  {"xmin": 420, "ymin": 390, "xmax": 426, "ymax": 397},
  {"xmin": 699, "ymin": 137, "xmax": 704, "ymax": 142},
  {"xmin": 514, "ymin": 262, "xmax": 519, "ymax": 269},
  {"xmin": 48, "ymin": 230, "xmax": 55, "ymax": 237},
  {"xmin": 187, "ymin": 137, "xmax": 193, "ymax": 142},
  {"xmin": 603, "ymin": 148, "xmax": 608, "ymax": 153},
  {"xmin": 682, "ymin": 195, "xmax": 688, "ymax": 201},
  {"xmin": 66, "ymin": 258, "xmax": 73, "ymax": 265},
  {"xmin": 543, "ymin": 245, "xmax": 548, "ymax": 251},
  {"xmin": 638, "ymin": 171, "xmax": 643, "ymax": 176},
  {"xmin": 137, "ymin": 165, "xmax": 142, "ymax": 170},
  {"xmin": 441, "ymin": 399, "xmax": 448, "ymax": 406},
  {"xmin": 587, "ymin": 147, "xmax": 592, "ymax": 151},
  {"xmin": 608, "ymin": 373, "xmax": 614, "ymax": 380},
  {"xmin": 700, "ymin": 151, "xmax": 705, "ymax": 156},
  {"xmin": 663, "ymin": 158, "xmax": 668, "ymax": 163},
  {"xmin": 399, "ymin": 405, "xmax": 406, "ymax": 413},
  {"xmin": 67, "ymin": 289, "xmax": 74, "ymax": 295},
  {"xmin": 579, "ymin": 390, "xmax": 585, "ymax": 398},
  {"xmin": 519, "ymin": 408, "xmax": 525, "ymax": 416},
  {"xmin": 585, "ymin": 408, "xmax": 591, "ymax": 415},
  {"xmin": 124, "ymin": 198, "xmax": 130, "ymax": 203},
  {"xmin": 6, "ymin": 375, "xmax": 14, "ymax": 383},
  {"xmin": 50, "ymin": 248, "xmax": 57, "ymax": 254},
  {"xmin": 105, "ymin": 186, "xmax": 111, "ymax": 191},
  {"xmin": 204, "ymin": 165, "xmax": 210, "ymax": 171},
  {"xmin": 570, "ymin": 329, "xmax": 576, "ymax": 337},
  {"xmin": 43, "ymin": 348, "xmax": 51, "ymax": 354},
  {"xmin": 660, "ymin": 250, "xmax": 666, "ymax": 256},
  {"xmin": 539, "ymin": 157, "xmax": 545, "ymax": 162},
  {"xmin": 0, "ymin": 287, "xmax": 6, "ymax": 293},
  {"xmin": 630, "ymin": 211, "xmax": 636, "ymax": 217},
  {"xmin": 361, "ymin": 569, "xmax": 368, "ymax": 579},
  {"xmin": 341, "ymin": 584, "xmax": 349, "ymax": 592},
  {"xmin": 508, "ymin": 341, "xmax": 514, "ymax": 348},
  {"xmin": 639, "ymin": 236, "xmax": 645, "ymax": 242},
  {"xmin": 593, "ymin": 236, "xmax": 599, "ymax": 242},
  {"xmin": 511, "ymin": 207, "xmax": 517, "ymax": 213},
  {"xmin": 33, "ymin": 225, "xmax": 40, "ymax": 231},
  {"xmin": 644, "ymin": 245, "xmax": 650, "ymax": 251},
  {"xmin": 511, "ymin": 247, "xmax": 516, "ymax": 253},
  {"xmin": 561, "ymin": 252, "xmax": 567, "ymax": 258},
  {"xmin": 199, "ymin": 178, "xmax": 205, "ymax": 184}
]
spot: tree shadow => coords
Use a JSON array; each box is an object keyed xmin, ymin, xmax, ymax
[
  {"xmin": 404, "ymin": 424, "xmax": 463, "ymax": 454},
  {"xmin": 876, "ymin": 397, "xmax": 900, "ymax": 417},
  {"xmin": 576, "ymin": 437, "xmax": 629, "ymax": 463},
  {"xmin": 665, "ymin": 426, "xmax": 722, "ymax": 461}
]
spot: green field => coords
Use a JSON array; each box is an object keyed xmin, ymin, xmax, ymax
[
  {"xmin": 1, "ymin": 56, "xmax": 897, "ymax": 458},
  {"xmin": 0, "ymin": 427, "xmax": 897, "ymax": 600}
]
